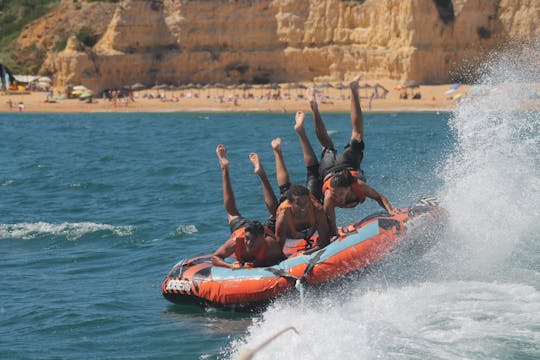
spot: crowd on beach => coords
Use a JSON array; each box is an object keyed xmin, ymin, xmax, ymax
[
  {"xmin": 210, "ymin": 76, "xmax": 398, "ymax": 269},
  {"xmin": 3, "ymin": 78, "xmax": 471, "ymax": 113},
  {"xmin": 4, "ymin": 77, "xmax": 538, "ymax": 114}
]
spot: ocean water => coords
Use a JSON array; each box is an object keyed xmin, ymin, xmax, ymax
[{"xmin": 1, "ymin": 62, "xmax": 539, "ymax": 360}]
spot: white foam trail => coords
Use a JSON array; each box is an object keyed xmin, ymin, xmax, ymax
[
  {"xmin": 227, "ymin": 282, "xmax": 539, "ymax": 360},
  {"xmin": 1, "ymin": 179, "xmax": 16, "ymax": 186},
  {"xmin": 175, "ymin": 224, "xmax": 198, "ymax": 235},
  {"xmin": 437, "ymin": 42, "xmax": 540, "ymax": 276},
  {"xmin": 227, "ymin": 43, "xmax": 540, "ymax": 359},
  {"xmin": 0, "ymin": 222, "xmax": 135, "ymax": 240}
]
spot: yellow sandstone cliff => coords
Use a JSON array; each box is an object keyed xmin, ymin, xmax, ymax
[{"xmin": 20, "ymin": 0, "xmax": 538, "ymax": 91}]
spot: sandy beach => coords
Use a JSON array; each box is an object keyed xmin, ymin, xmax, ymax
[{"xmin": 2, "ymin": 79, "xmax": 538, "ymax": 113}]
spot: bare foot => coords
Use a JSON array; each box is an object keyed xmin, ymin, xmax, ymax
[
  {"xmin": 294, "ymin": 111, "xmax": 305, "ymax": 132},
  {"xmin": 216, "ymin": 144, "xmax": 229, "ymax": 169},
  {"xmin": 249, "ymin": 152, "xmax": 262, "ymax": 175},
  {"xmin": 349, "ymin": 74, "xmax": 362, "ymax": 90},
  {"xmin": 271, "ymin": 138, "xmax": 282, "ymax": 153}
]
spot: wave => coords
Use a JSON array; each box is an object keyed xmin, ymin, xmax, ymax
[
  {"xmin": 437, "ymin": 42, "xmax": 540, "ymax": 277},
  {"xmin": 227, "ymin": 281, "xmax": 539, "ymax": 360},
  {"xmin": 0, "ymin": 222, "xmax": 134, "ymax": 240},
  {"xmin": 226, "ymin": 42, "xmax": 540, "ymax": 359},
  {"xmin": 174, "ymin": 224, "xmax": 198, "ymax": 235}
]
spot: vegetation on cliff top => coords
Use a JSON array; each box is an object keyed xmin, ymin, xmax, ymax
[
  {"xmin": 0, "ymin": 0, "xmax": 117, "ymax": 73},
  {"xmin": 0, "ymin": 0, "xmax": 60, "ymax": 71}
]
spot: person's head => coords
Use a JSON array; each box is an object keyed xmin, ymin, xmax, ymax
[
  {"xmin": 330, "ymin": 170, "xmax": 355, "ymax": 204},
  {"xmin": 243, "ymin": 221, "xmax": 265, "ymax": 252},
  {"xmin": 286, "ymin": 184, "xmax": 311, "ymax": 213}
]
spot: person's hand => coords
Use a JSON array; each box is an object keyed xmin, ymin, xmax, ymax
[
  {"xmin": 243, "ymin": 262, "xmax": 255, "ymax": 269},
  {"xmin": 388, "ymin": 208, "xmax": 401, "ymax": 216},
  {"xmin": 231, "ymin": 262, "xmax": 242, "ymax": 269}
]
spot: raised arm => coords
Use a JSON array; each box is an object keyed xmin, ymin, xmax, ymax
[{"xmin": 357, "ymin": 182, "xmax": 397, "ymax": 215}]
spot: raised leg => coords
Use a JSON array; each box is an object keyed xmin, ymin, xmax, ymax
[
  {"xmin": 294, "ymin": 111, "xmax": 318, "ymax": 167},
  {"xmin": 307, "ymin": 87, "xmax": 334, "ymax": 150},
  {"xmin": 249, "ymin": 152, "xmax": 278, "ymax": 216},
  {"xmin": 349, "ymin": 75, "xmax": 364, "ymax": 142},
  {"xmin": 271, "ymin": 138, "xmax": 290, "ymax": 188},
  {"xmin": 216, "ymin": 144, "xmax": 240, "ymax": 222}
]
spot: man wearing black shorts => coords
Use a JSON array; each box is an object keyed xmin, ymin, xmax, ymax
[
  {"xmin": 297, "ymin": 76, "xmax": 397, "ymax": 235},
  {"xmin": 211, "ymin": 145, "xmax": 285, "ymax": 269}
]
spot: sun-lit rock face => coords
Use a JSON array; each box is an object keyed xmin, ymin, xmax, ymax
[{"xmin": 30, "ymin": 0, "xmax": 539, "ymax": 91}]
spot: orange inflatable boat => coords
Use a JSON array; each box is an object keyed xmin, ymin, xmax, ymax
[{"xmin": 162, "ymin": 197, "xmax": 445, "ymax": 309}]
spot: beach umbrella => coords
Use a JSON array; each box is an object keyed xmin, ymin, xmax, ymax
[
  {"xmin": 358, "ymin": 83, "xmax": 372, "ymax": 97},
  {"xmin": 403, "ymin": 80, "xmax": 420, "ymax": 88},
  {"xmin": 71, "ymin": 89, "xmax": 84, "ymax": 95},
  {"xmin": 38, "ymin": 76, "xmax": 52, "ymax": 83},
  {"xmin": 373, "ymin": 83, "xmax": 389, "ymax": 92},
  {"xmin": 317, "ymin": 82, "xmax": 333, "ymax": 88},
  {"xmin": 73, "ymin": 85, "xmax": 88, "ymax": 91},
  {"xmin": 373, "ymin": 83, "xmax": 389, "ymax": 98},
  {"xmin": 36, "ymin": 82, "xmax": 50, "ymax": 90},
  {"xmin": 131, "ymin": 82, "xmax": 145, "ymax": 90},
  {"xmin": 239, "ymin": 83, "xmax": 252, "ymax": 91},
  {"xmin": 79, "ymin": 92, "xmax": 93, "ymax": 99},
  {"xmin": 268, "ymin": 83, "xmax": 280, "ymax": 90},
  {"xmin": 444, "ymin": 83, "xmax": 461, "ymax": 95}
]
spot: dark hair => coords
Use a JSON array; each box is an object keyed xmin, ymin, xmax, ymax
[
  {"xmin": 330, "ymin": 170, "xmax": 355, "ymax": 188},
  {"xmin": 244, "ymin": 220, "xmax": 265, "ymax": 236},
  {"xmin": 285, "ymin": 184, "xmax": 310, "ymax": 201}
]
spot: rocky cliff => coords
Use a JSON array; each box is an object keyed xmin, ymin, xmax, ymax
[{"xmin": 17, "ymin": 0, "xmax": 539, "ymax": 90}]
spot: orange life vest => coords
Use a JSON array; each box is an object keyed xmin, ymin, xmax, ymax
[
  {"xmin": 322, "ymin": 170, "xmax": 366, "ymax": 207},
  {"xmin": 233, "ymin": 226, "xmax": 273, "ymax": 265},
  {"xmin": 276, "ymin": 195, "xmax": 318, "ymax": 238}
]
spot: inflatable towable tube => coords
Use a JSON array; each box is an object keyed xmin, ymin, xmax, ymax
[{"xmin": 162, "ymin": 198, "xmax": 446, "ymax": 309}]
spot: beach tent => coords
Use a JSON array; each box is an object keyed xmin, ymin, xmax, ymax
[{"xmin": 0, "ymin": 63, "xmax": 15, "ymax": 92}]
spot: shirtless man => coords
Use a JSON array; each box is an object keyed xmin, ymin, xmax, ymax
[
  {"xmin": 297, "ymin": 76, "xmax": 397, "ymax": 235},
  {"xmin": 211, "ymin": 145, "xmax": 285, "ymax": 269},
  {"xmin": 271, "ymin": 138, "xmax": 331, "ymax": 251}
]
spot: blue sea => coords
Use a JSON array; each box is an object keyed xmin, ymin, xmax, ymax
[
  {"xmin": 1, "ymin": 107, "xmax": 538, "ymax": 359},
  {"xmin": 1, "ymin": 58, "xmax": 539, "ymax": 360}
]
